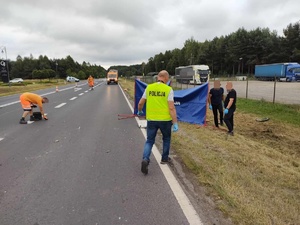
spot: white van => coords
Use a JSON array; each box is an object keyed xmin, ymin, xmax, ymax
[{"xmin": 66, "ymin": 76, "xmax": 79, "ymax": 82}]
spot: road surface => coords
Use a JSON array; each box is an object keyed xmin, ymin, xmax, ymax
[{"xmin": 0, "ymin": 80, "xmax": 203, "ymax": 225}]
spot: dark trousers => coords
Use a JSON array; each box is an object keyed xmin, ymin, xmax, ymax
[
  {"xmin": 224, "ymin": 109, "xmax": 235, "ymax": 132},
  {"xmin": 212, "ymin": 104, "xmax": 223, "ymax": 127}
]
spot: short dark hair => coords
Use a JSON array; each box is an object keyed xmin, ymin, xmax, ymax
[{"xmin": 42, "ymin": 97, "xmax": 49, "ymax": 103}]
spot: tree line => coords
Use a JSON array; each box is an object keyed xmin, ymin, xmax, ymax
[
  {"xmin": 111, "ymin": 21, "xmax": 300, "ymax": 77},
  {"xmin": 7, "ymin": 55, "xmax": 107, "ymax": 80},
  {"xmin": 142, "ymin": 21, "xmax": 300, "ymax": 76},
  {"xmin": 4, "ymin": 21, "xmax": 300, "ymax": 80}
]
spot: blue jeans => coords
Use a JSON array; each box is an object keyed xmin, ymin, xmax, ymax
[{"xmin": 143, "ymin": 120, "xmax": 172, "ymax": 161}]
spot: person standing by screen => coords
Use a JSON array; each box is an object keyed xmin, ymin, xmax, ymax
[
  {"xmin": 224, "ymin": 82, "xmax": 237, "ymax": 136},
  {"xmin": 208, "ymin": 80, "xmax": 224, "ymax": 128}
]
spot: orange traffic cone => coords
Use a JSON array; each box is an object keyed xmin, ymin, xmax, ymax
[{"xmin": 56, "ymin": 86, "xmax": 59, "ymax": 92}]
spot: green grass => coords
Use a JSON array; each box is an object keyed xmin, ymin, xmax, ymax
[
  {"xmin": 237, "ymin": 98, "xmax": 300, "ymax": 126},
  {"xmin": 173, "ymin": 120, "xmax": 300, "ymax": 225}
]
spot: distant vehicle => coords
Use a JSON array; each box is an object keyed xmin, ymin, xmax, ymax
[
  {"xmin": 146, "ymin": 72, "xmax": 159, "ymax": 76},
  {"xmin": 254, "ymin": 63, "xmax": 300, "ymax": 82},
  {"xmin": 9, "ymin": 78, "xmax": 24, "ymax": 83},
  {"xmin": 66, "ymin": 76, "xmax": 79, "ymax": 82},
  {"xmin": 175, "ymin": 65, "xmax": 210, "ymax": 84},
  {"xmin": 107, "ymin": 69, "xmax": 118, "ymax": 85}
]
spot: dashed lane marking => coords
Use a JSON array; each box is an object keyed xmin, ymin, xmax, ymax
[
  {"xmin": 70, "ymin": 97, "xmax": 77, "ymax": 101},
  {"xmin": 55, "ymin": 103, "xmax": 67, "ymax": 108},
  {"xmin": 0, "ymin": 81, "xmax": 104, "ymax": 109},
  {"xmin": 0, "ymin": 101, "xmax": 20, "ymax": 108},
  {"xmin": 74, "ymin": 87, "xmax": 82, "ymax": 92},
  {"xmin": 79, "ymin": 93, "xmax": 84, "ymax": 96}
]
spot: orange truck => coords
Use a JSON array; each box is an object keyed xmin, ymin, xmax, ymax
[{"xmin": 107, "ymin": 69, "xmax": 118, "ymax": 85}]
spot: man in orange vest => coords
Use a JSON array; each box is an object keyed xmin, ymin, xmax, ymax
[
  {"xmin": 137, "ymin": 70, "xmax": 178, "ymax": 175},
  {"xmin": 19, "ymin": 92, "xmax": 49, "ymax": 124},
  {"xmin": 87, "ymin": 75, "xmax": 94, "ymax": 90}
]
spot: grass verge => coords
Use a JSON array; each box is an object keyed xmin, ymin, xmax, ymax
[
  {"xmin": 119, "ymin": 78, "xmax": 300, "ymax": 225},
  {"xmin": 238, "ymin": 98, "xmax": 300, "ymax": 126}
]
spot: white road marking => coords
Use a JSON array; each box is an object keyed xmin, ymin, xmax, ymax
[
  {"xmin": 119, "ymin": 86, "xmax": 203, "ymax": 225},
  {"xmin": 55, "ymin": 103, "xmax": 66, "ymax": 108},
  {"xmin": 79, "ymin": 93, "xmax": 84, "ymax": 96},
  {"xmin": 85, "ymin": 90, "xmax": 89, "ymax": 93},
  {"xmin": 0, "ymin": 81, "xmax": 105, "ymax": 109},
  {"xmin": 0, "ymin": 138, "xmax": 4, "ymax": 142},
  {"xmin": 0, "ymin": 101, "xmax": 20, "ymax": 108},
  {"xmin": 74, "ymin": 87, "xmax": 82, "ymax": 92},
  {"xmin": 70, "ymin": 97, "xmax": 77, "ymax": 100},
  {"xmin": 26, "ymin": 113, "xmax": 47, "ymax": 124}
]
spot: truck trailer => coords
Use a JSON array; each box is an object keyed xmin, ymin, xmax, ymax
[
  {"xmin": 175, "ymin": 65, "xmax": 210, "ymax": 84},
  {"xmin": 254, "ymin": 63, "xmax": 300, "ymax": 82}
]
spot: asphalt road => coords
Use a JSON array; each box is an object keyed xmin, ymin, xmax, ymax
[{"xmin": 0, "ymin": 80, "xmax": 202, "ymax": 225}]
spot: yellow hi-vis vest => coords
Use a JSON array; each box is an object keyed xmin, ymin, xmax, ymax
[{"xmin": 146, "ymin": 82, "xmax": 172, "ymax": 121}]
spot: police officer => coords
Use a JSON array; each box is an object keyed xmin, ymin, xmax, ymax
[{"xmin": 137, "ymin": 70, "xmax": 178, "ymax": 175}]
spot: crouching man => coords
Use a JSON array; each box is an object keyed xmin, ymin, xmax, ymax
[{"xmin": 19, "ymin": 92, "xmax": 49, "ymax": 124}]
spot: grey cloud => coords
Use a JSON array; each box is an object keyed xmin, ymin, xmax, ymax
[{"xmin": 1, "ymin": 0, "xmax": 299, "ymax": 69}]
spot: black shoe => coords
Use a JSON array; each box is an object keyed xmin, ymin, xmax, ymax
[
  {"xmin": 220, "ymin": 122, "xmax": 224, "ymax": 126},
  {"xmin": 160, "ymin": 157, "xmax": 172, "ymax": 164},
  {"xmin": 141, "ymin": 160, "xmax": 149, "ymax": 175},
  {"xmin": 20, "ymin": 119, "xmax": 27, "ymax": 124},
  {"xmin": 227, "ymin": 131, "xmax": 234, "ymax": 136}
]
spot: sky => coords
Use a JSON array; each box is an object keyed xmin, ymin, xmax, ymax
[{"xmin": 0, "ymin": 0, "xmax": 299, "ymax": 69}]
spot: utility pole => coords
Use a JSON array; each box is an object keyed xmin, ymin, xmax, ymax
[
  {"xmin": 190, "ymin": 53, "xmax": 193, "ymax": 65},
  {"xmin": 239, "ymin": 57, "xmax": 243, "ymax": 75},
  {"xmin": 161, "ymin": 61, "xmax": 164, "ymax": 70},
  {"xmin": 0, "ymin": 46, "xmax": 10, "ymax": 83},
  {"xmin": 56, "ymin": 61, "xmax": 58, "ymax": 82}
]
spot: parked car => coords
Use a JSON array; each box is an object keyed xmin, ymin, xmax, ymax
[
  {"xmin": 9, "ymin": 78, "xmax": 24, "ymax": 83},
  {"xmin": 66, "ymin": 76, "xmax": 79, "ymax": 82}
]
